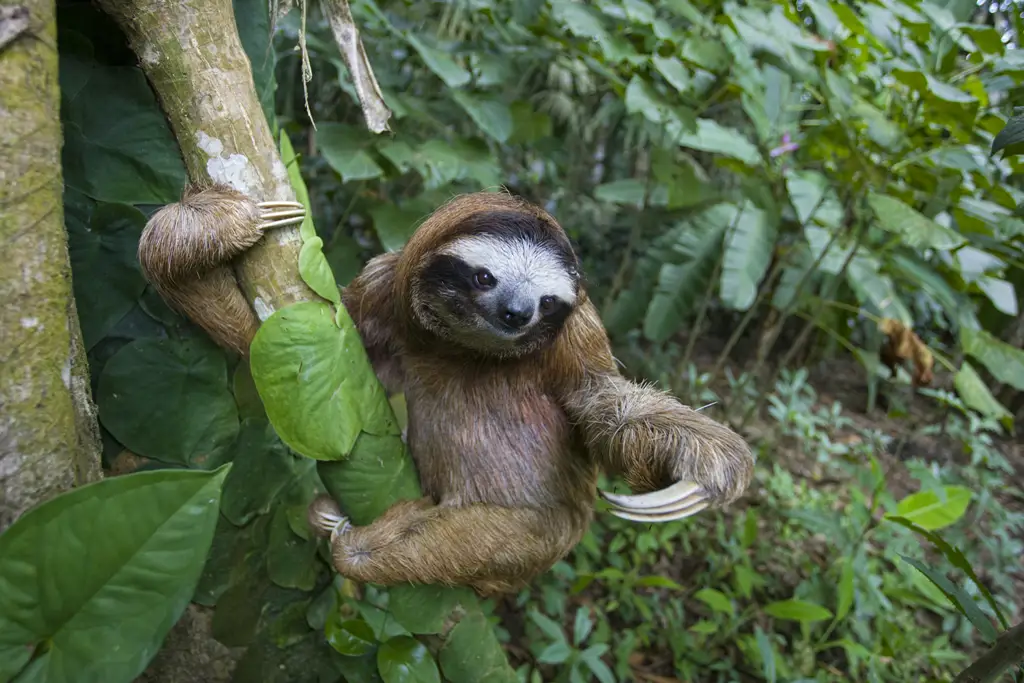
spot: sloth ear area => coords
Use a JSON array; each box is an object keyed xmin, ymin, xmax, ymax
[{"xmin": 598, "ymin": 480, "xmax": 709, "ymax": 523}]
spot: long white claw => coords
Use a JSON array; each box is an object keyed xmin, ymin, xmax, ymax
[
  {"xmin": 609, "ymin": 500, "xmax": 709, "ymax": 523},
  {"xmin": 599, "ymin": 479, "xmax": 702, "ymax": 510},
  {"xmin": 606, "ymin": 490, "xmax": 705, "ymax": 515},
  {"xmin": 259, "ymin": 216, "xmax": 306, "ymax": 229},
  {"xmin": 259, "ymin": 209, "xmax": 306, "ymax": 221},
  {"xmin": 257, "ymin": 200, "xmax": 305, "ymax": 210}
]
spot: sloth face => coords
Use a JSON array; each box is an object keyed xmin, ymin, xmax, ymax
[{"xmin": 415, "ymin": 212, "xmax": 580, "ymax": 355}]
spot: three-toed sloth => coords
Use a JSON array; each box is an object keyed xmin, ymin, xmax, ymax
[{"xmin": 140, "ymin": 186, "xmax": 754, "ymax": 596}]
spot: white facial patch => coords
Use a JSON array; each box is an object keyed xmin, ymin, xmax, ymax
[{"xmin": 441, "ymin": 234, "xmax": 577, "ymax": 308}]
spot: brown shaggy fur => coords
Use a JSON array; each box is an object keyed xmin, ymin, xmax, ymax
[
  {"xmin": 137, "ymin": 184, "xmax": 265, "ymax": 355},
  {"xmin": 311, "ymin": 191, "xmax": 754, "ymax": 596},
  {"xmin": 140, "ymin": 185, "xmax": 753, "ymax": 595}
]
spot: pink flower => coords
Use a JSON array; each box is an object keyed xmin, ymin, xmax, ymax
[{"xmin": 770, "ymin": 133, "xmax": 799, "ymax": 158}]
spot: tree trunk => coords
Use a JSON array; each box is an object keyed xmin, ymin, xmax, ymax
[
  {"xmin": 94, "ymin": 0, "xmax": 319, "ymax": 324},
  {"xmin": 0, "ymin": 0, "xmax": 103, "ymax": 533}
]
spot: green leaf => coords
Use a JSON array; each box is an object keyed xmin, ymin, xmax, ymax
[
  {"xmin": 317, "ymin": 433, "xmax": 421, "ymax": 526},
  {"xmin": 846, "ymin": 254, "xmax": 913, "ymax": 324},
  {"xmin": 763, "ymin": 600, "xmax": 833, "ymax": 623},
  {"xmin": 370, "ymin": 202, "xmax": 426, "ymax": 252},
  {"xmin": 280, "ymin": 129, "xmax": 317, "ymax": 241},
  {"xmin": 0, "ymin": 467, "xmax": 228, "ymax": 683},
  {"xmin": 643, "ymin": 205, "xmax": 729, "ymax": 342},
  {"xmin": 689, "ymin": 620, "xmax": 717, "ymax": 634},
  {"xmin": 318, "ymin": 123, "xmax": 384, "ymax": 182},
  {"xmin": 892, "ymin": 68, "xmax": 977, "ymax": 104},
  {"xmin": 720, "ymin": 202, "xmax": 777, "ymax": 310},
  {"xmin": 898, "ymin": 555, "xmax": 999, "ymax": 643},
  {"xmin": 250, "ymin": 301, "xmax": 398, "ymax": 461},
  {"xmin": 835, "ymin": 558, "xmax": 855, "ymax": 622},
  {"xmin": 220, "ymin": 419, "xmax": 298, "ymax": 525},
  {"xmin": 652, "ymin": 56, "xmax": 691, "ymax": 92},
  {"xmin": 754, "ymin": 627, "xmax": 777, "ymax": 683},
  {"xmin": 886, "ymin": 486, "xmax": 972, "ymax": 531},
  {"xmin": 65, "ymin": 199, "xmax": 148, "ymax": 350},
  {"xmin": 508, "ymin": 101, "xmax": 553, "ymax": 144},
  {"xmin": 529, "ymin": 610, "xmax": 566, "ymax": 642},
  {"xmin": 325, "ymin": 616, "xmax": 376, "ymax": 657},
  {"xmin": 234, "ymin": 0, "xmax": 278, "ymax": 127},
  {"xmin": 388, "ymin": 584, "xmax": 474, "ymax": 635},
  {"xmin": 573, "ymin": 607, "xmax": 594, "ymax": 646},
  {"xmin": 377, "ymin": 635, "xmax": 441, "ymax": 683},
  {"xmin": 886, "ymin": 516, "xmax": 1009, "ymax": 630},
  {"xmin": 977, "ymin": 277, "xmax": 1018, "ymax": 316},
  {"xmin": 298, "ymin": 236, "xmax": 342, "ymax": 305},
  {"xmin": 266, "ymin": 503, "xmax": 320, "ymax": 591},
  {"xmin": 594, "ymin": 179, "xmax": 649, "ymax": 206},
  {"xmin": 451, "ymin": 92, "xmax": 513, "ymax": 143},
  {"xmin": 98, "ymin": 338, "xmax": 239, "ymax": 468},
  {"xmin": 550, "ymin": 1, "xmax": 608, "ymax": 42},
  {"xmin": 407, "ymin": 34, "xmax": 470, "ymax": 88},
  {"xmin": 784, "ymin": 170, "xmax": 843, "ymax": 228},
  {"xmin": 867, "ymin": 193, "xmax": 966, "ymax": 250},
  {"xmin": 954, "ymin": 361, "xmax": 1012, "ymax": 424},
  {"xmin": 991, "ymin": 112, "xmax": 1024, "ymax": 156},
  {"xmin": 961, "ymin": 326, "xmax": 1024, "ymax": 391},
  {"xmin": 694, "ymin": 588, "xmax": 733, "ymax": 615},
  {"xmin": 58, "ymin": 33, "xmax": 186, "ymax": 204},
  {"xmin": 438, "ymin": 612, "xmax": 518, "ymax": 683},
  {"xmin": 677, "ymin": 118, "xmax": 760, "ymax": 164}
]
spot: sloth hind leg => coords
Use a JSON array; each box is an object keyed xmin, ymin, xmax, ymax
[{"xmin": 308, "ymin": 495, "xmax": 584, "ymax": 595}]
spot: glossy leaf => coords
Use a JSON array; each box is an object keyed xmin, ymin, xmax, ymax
[
  {"xmin": 991, "ymin": 112, "xmax": 1024, "ymax": 155},
  {"xmin": 451, "ymin": 92, "xmax": 513, "ymax": 143},
  {"xmin": 695, "ymin": 588, "xmax": 734, "ymax": 615},
  {"xmin": 961, "ymin": 326, "xmax": 1024, "ymax": 391},
  {"xmin": 407, "ymin": 34, "xmax": 470, "ymax": 88},
  {"xmin": 867, "ymin": 193, "xmax": 966, "ymax": 250},
  {"xmin": 954, "ymin": 361, "xmax": 1012, "ymax": 423},
  {"xmin": 377, "ymin": 636, "xmax": 441, "ymax": 683},
  {"xmin": 318, "ymin": 123, "xmax": 384, "ymax": 182},
  {"xmin": 763, "ymin": 599, "xmax": 833, "ymax": 623},
  {"xmin": 298, "ymin": 236, "xmax": 343, "ymax": 306},
  {"xmin": 249, "ymin": 301, "xmax": 398, "ymax": 461},
  {"xmin": 97, "ymin": 338, "xmax": 239, "ymax": 468},
  {"xmin": 325, "ymin": 616, "xmax": 377, "ymax": 657},
  {"xmin": 0, "ymin": 467, "xmax": 229, "ymax": 683},
  {"xmin": 266, "ymin": 504, "xmax": 320, "ymax": 591},
  {"xmin": 317, "ymin": 433, "xmax": 421, "ymax": 526},
  {"xmin": 678, "ymin": 118, "xmax": 760, "ymax": 164},
  {"xmin": 887, "ymin": 486, "xmax": 972, "ymax": 531},
  {"xmin": 720, "ymin": 202, "xmax": 777, "ymax": 310},
  {"xmin": 58, "ymin": 33, "xmax": 186, "ymax": 204},
  {"xmin": 220, "ymin": 419, "xmax": 299, "ymax": 525},
  {"xmin": 388, "ymin": 585, "xmax": 474, "ymax": 635},
  {"xmin": 65, "ymin": 198, "xmax": 148, "ymax": 350}
]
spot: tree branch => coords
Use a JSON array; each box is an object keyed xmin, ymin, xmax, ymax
[{"xmin": 94, "ymin": 0, "xmax": 319, "ymax": 325}]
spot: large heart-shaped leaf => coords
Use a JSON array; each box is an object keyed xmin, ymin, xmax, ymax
[
  {"xmin": 317, "ymin": 433, "xmax": 420, "ymax": 526},
  {"xmin": 98, "ymin": 338, "xmax": 239, "ymax": 468},
  {"xmin": 0, "ymin": 467, "xmax": 229, "ymax": 683},
  {"xmin": 249, "ymin": 302, "xmax": 398, "ymax": 461},
  {"xmin": 58, "ymin": 30, "xmax": 186, "ymax": 205},
  {"xmin": 65, "ymin": 197, "xmax": 148, "ymax": 350},
  {"xmin": 438, "ymin": 612, "xmax": 518, "ymax": 683}
]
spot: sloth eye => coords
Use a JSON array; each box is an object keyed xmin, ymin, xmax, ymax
[
  {"xmin": 472, "ymin": 270, "xmax": 496, "ymax": 289},
  {"xmin": 539, "ymin": 296, "xmax": 558, "ymax": 315}
]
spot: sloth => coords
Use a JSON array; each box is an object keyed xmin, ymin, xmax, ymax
[{"xmin": 139, "ymin": 185, "xmax": 754, "ymax": 596}]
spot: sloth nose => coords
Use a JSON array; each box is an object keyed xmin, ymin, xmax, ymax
[{"xmin": 500, "ymin": 302, "xmax": 534, "ymax": 329}]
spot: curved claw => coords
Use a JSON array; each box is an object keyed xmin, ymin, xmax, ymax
[
  {"xmin": 609, "ymin": 500, "xmax": 709, "ymax": 523},
  {"xmin": 599, "ymin": 479, "xmax": 701, "ymax": 510},
  {"xmin": 605, "ymin": 489, "xmax": 705, "ymax": 515},
  {"xmin": 257, "ymin": 200, "xmax": 306, "ymax": 229}
]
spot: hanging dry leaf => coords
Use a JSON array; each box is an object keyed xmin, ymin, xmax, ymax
[{"xmin": 879, "ymin": 318, "xmax": 934, "ymax": 386}]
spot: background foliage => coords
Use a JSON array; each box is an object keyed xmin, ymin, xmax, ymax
[{"xmin": 1, "ymin": 0, "xmax": 1022, "ymax": 681}]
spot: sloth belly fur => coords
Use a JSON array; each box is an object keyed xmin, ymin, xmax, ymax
[{"xmin": 402, "ymin": 355, "xmax": 598, "ymax": 513}]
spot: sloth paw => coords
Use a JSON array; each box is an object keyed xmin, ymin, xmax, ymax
[
  {"xmin": 308, "ymin": 494, "xmax": 352, "ymax": 543},
  {"xmin": 599, "ymin": 480, "xmax": 709, "ymax": 523},
  {"xmin": 256, "ymin": 199, "xmax": 306, "ymax": 230}
]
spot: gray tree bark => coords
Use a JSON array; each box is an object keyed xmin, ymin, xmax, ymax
[{"xmin": 0, "ymin": 0, "xmax": 103, "ymax": 533}]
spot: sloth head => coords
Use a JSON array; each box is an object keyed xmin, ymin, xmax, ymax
[{"xmin": 401, "ymin": 194, "xmax": 581, "ymax": 357}]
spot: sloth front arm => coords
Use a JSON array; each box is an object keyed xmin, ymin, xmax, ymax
[{"xmin": 551, "ymin": 300, "xmax": 755, "ymax": 522}]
